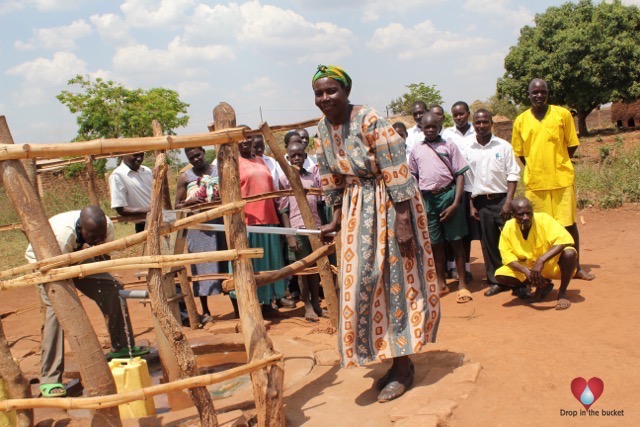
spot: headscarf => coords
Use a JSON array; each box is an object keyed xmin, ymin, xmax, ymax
[{"xmin": 312, "ymin": 65, "xmax": 352, "ymax": 90}]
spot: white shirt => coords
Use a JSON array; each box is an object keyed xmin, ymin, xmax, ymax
[
  {"xmin": 261, "ymin": 155, "xmax": 280, "ymax": 190},
  {"xmin": 443, "ymin": 124, "xmax": 475, "ymax": 192},
  {"xmin": 405, "ymin": 125, "xmax": 424, "ymax": 160},
  {"xmin": 109, "ymin": 162, "xmax": 152, "ymax": 209},
  {"xmin": 25, "ymin": 210, "xmax": 115, "ymax": 263},
  {"xmin": 465, "ymin": 134, "xmax": 521, "ymax": 197}
]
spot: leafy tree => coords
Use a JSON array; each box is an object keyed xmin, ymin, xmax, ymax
[
  {"xmin": 497, "ymin": 0, "xmax": 640, "ymax": 135},
  {"xmin": 57, "ymin": 75, "xmax": 190, "ymax": 140},
  {"xmin": 388, "ymin": 83, "xmax": 444, "ymax": 116},
  {"xmin": 470, "ymin": 95, "xmax": 525, "ymax": 120},
  {"xmin": 57, "ymin": 75, "xmax": 190, "ymax": 173}
]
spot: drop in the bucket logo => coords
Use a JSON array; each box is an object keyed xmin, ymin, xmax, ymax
[{"xmin": 571, "ymin": 377, "xmax": 604, "ymax": 410}]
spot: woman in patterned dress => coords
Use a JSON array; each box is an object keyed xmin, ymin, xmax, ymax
[{"xmin": 313, "ymin": 65, "xmax": 440, "ymax": 402}]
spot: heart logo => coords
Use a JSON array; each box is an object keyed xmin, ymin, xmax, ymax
[{"xmin": 571, "ymin": 377, "xmax": 604, "ymax": 410}]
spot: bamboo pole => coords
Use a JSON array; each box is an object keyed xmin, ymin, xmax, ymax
[
  {"xmin": 0, "ymin": 128, "xmax": 246, "ymax": 161},
  {"xmin": 145, "ymin": 152, "xmax": 217, "ymax": 426},
  {"xmin": 36, "ymin": 152, "xmax": 138, "ymax": 170},
  {"xmin": 0, "ymin": 115, "xmax": 121, "ymax": 426},
  {"xmin": 0, "ymin": 354, "xmax": 283, "ymax": 413},
  {"xmin": 0, "ymin": 249, "xmax": 263, "ymax": 290},
  {"xmin": 261, "ymin": 123, "xmax": 339, "ymax": 329},
  {"xmin": 215, "ymin": 102, "xmax": 285, "ymax": 427},
  {"xmin": 0, "ymin": 201, "xmax": 246, "ymax": 278},
  {"xmin": 222, "ymin": 244, "xmax": 335, "ymax": 293},
  {"xmin": 0, "ymin": 319, "xmax": 32, "ymax": 426},
  {"xmin": 85, "ymin": 155, "xmax": 100, "ymax": 206}
]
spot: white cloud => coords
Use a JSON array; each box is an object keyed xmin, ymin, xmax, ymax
[
  {"xmin": 369, "ymin": 20, "xmax": 492, "ymax": 60},
  {"xmin": 188, "ymin": 1, "xmax": 354, "ymax": 63},
  {"xmin": 90, "ymin": 13, "xmax": 134, "ymax": 46},
  {"xmin": 463, "ymin": 0, "xmax": 533, "ymax": 30},
  {"xmin": 120, "ymin": 0, "xmax": 195, "ymax": 28},
  {"xmin": 112, "ymin": 37, "xmax": 234, "ymax": 78},
  {"xmin": 0, "ymin": 1, "xmax": 24, "ymax": 15},
  {"xmin": 6, "ymin": 52, "xmax": 88, "ymax": 106},
  {"xmin": 290, "ymin": 0, "xmax": 444, "ymax": 22},
  {"xmin": 16, "ymin": 20, "xmax": 93, "ymax": 51},
  {"xmin": 28, "ymin": 0, "xmax": 86, "ymax": 11}
]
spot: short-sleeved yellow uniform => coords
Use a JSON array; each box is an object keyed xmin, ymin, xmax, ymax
[
  {"xmin": 495, "ymin": 212, "xmax": 576, "ymax": 282},
  {"xmin": 512, "ymin": 106, "xmax": 580, "ymax": 226}
]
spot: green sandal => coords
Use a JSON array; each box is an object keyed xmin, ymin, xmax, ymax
[
  {"xmin": 107, "ymin": 345, "xmax": 151, "ymax": 360},
  {"xmin": 40, "ymin": 383, "xmax": 66, "ymax": 398}
]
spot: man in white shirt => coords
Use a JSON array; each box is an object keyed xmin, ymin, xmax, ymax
[
  {"xmin": 109, "ymin": 152, "xmax": 152, "ymax": 232},
  {"xmin": 405, "ymin": 101, "xmax": 428, "ymax": 160},
  {"xmin": 466, "ymin": 109, "xmax": 521, "ymax": 296},
  {"xmin": 442, "ymin": 101, "xmax": 477, "ymax": 281},
  {"xmin": 26, "ymin": 206, "xmax": 149, "ymax": 396}
]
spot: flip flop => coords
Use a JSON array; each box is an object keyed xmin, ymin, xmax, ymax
[
  {"xmin": 107, "ymin": 345, "xmax": 151, "ymax": 360},
  {"xmin": 40, "ymin": 383, "xmax": 66, "ymax": 398},
  {"xmin": 456, "ymin": 289, "xmax": 473, "ymax": 304}
]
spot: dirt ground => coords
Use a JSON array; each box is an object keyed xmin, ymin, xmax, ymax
[{"xmin": 2, "ymin": 205, "xmax": 639, "ymax": 426}]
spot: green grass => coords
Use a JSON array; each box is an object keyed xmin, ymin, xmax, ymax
[{"xmin": 574, "ymin": 143, "xmax": 640, "ymax": 209}]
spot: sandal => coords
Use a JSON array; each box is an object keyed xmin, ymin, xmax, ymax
[
  {"xmin": 456, "ymin": 289, "xmax": 473, "ymax": 304},
  {"xmin": 107, "ymin": 345, "xmax": 151, "ymax": 360},
  {"xmin": 40, "ymin": 383, "xmax": 66, "ymax": 398}
]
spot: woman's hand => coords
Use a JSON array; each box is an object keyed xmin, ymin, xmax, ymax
[
  {"xmin": 395, "ymin": 200, "xmax": 415, "ymax": 259},
  {"xmin": 319, "ymin": 205, "xmax": 342, "ymax": 243}
]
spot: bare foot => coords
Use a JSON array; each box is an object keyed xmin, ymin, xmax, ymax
[
  {"xmin": 556, "ymin": 297, "xmax": 571, "ymax": 310},
  {"xmin": 575, "ymin": 268, "xmax": 595, "ymax": 281},
  {"xmin": 304, "ymin": 306, "xmax": 319, "ymax": 322},
  {"xmin": 439, "ymin": 284, "xmax": 450, "ymax": 297}
]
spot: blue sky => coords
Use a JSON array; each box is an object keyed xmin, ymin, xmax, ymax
[{"xmin": 1, "ymin": 0, "xmax": 638, "ymax": 144}]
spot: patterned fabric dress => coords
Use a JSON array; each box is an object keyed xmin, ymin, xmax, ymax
[
  {"xmin": 184, "ymin": 167, "xmax": 221, "ymax": 296},
  {"xmin": 316, "ymin": 106, "xmax": 440, "ymax": 368}
]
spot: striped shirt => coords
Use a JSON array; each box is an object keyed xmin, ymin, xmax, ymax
[{"xmin": 409, "ymin": 136, "xmax": 469, "ymax": 192}]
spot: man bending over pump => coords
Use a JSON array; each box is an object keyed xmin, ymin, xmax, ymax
[{"xmin": 495, "ymin": 197, "xmax": 578, "ymax": 310}]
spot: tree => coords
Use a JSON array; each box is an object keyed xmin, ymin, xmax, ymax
[
  {"xmin": 57, "ymin": 75, "xmax": 190, "ymax": 140},
  {"xmin": 497, "ymin": 0, "xmax": 640, "ymax": 135},
  {"xmin": 388, "ymin": 83, "xmax": 444, "ymax": 116},
  {"xmin": 57, "ymin": 75, "xmax": 190, "ymax": 171},
  {"xmin": 470, "ymin": 95, "xmax": 525, "ymax": 120}
]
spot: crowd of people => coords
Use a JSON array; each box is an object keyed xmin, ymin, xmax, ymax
[{"xmin": 29, "ymin": 65, "xmax": 594, "ymax": 404}]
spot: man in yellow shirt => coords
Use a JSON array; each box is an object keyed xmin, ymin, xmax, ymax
[
  {"xmin": 495, "ymin": 198, "xmax": 578, "ymax": 310},
  {"xmin": 511, "ymin": 78, "xmax": 594, "ymax": 280}
]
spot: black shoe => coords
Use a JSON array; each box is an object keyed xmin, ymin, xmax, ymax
[
  {"xmin": 513, "ymin": 286, "xmax": 533, "ymax": 300},
  {"xmin": 465, "ymin": 271, "xmax": 473, "ymax": 283},
  {"xmin": 484, "ymin": 284, "xmax": 507, "ymax": 297}
]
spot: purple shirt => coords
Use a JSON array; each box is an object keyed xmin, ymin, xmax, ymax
[
  {"xmin": 409, "ymin": 136, "xmax": 469, "ymax": 192},
  {"xmin": 277, "ymin": 166, "xmax": 322, "ymax": 229}
]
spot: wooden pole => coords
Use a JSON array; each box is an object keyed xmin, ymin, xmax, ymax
[
  {"xmin": 0, "ymin": 354, "xmax": 282, "ymax": 413},
  {"xmin": 0, "ymin": 319, "xmax": 32, "ymax": 427},
  {"xmin": 222, "ymin": 244, "xmax": 335, "ymax": 292},
  {"xmin": 152, "ymin": 120, "xmax": 173, "ymax": 211},
  {"xmin": 0, "ymin": 116, "xmax": 122, "ymax": 426},
  {"xmin": 1, "ymin": 249, "xmax": 262, "ymax": 290},
  {"xmin": 0, "ymin": 128, "xmax": 246, "ymax": 161},
  {"xmin": 215, "ymin": 102, "xmax": 285, "ymax": 427},
  {"xmin": 261, "ymin": 123, "xmax": 339, "ymax": 329},
  {"xmin": 146, "ymin": 152, "xmax": 218, "ymax": 426},
  {"xmin": 85, "ymin": 155, "xmax": 100, "ymax": 206},
  {"xmin": 0, "ymin": 201, "xmax": 246, "ymax": 278}
]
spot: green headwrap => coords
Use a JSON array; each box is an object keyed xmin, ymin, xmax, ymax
[{"xmin": 312, "ymin": 64, "xmax": 352, "ymax": 90}]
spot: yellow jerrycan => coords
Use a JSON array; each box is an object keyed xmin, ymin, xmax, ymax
[
  {"xmin": 108, "ymin": 357, "xmax": 156, "ymax": 419},
  {"xmin": 0, "ymin": 378, "xmax": 17, "ymax": 427}
]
